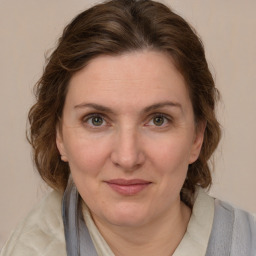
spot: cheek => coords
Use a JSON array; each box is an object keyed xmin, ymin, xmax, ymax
[
  {"xmin": 64, "ymin": 132, "xmax": 111, "ymax": 176},
  {"xmin": 149, "ymin": 135, "xmax": 193, "ymax": 171},
  {"xmin": 154, "ymin": 141, "xmax": 190, "ymax": 190}
]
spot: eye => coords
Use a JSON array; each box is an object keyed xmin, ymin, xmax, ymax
[
  {"xmin": 147, "ymin": 114, "xmax": 170, "ymax": 127},
  {"xmin": 83, "ymin": 114, "xmax": 107, "ymax": 127}
]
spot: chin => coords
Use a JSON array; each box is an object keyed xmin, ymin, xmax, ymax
[{"xmin": 102, "ymin": 203, "xmax": 150, "ymax": 227}]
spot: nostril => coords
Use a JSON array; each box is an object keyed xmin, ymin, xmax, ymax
[{"xmin": 111, "ymin": 151, "xmax": 145, "ymax": 171}]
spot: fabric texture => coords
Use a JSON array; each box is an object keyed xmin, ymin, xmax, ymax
[
  {"xmin": 62, "ymin": 178, "xmax": 98, "ymax": 256},
  {"xmin": 206, "ymin": 199, "xmax": 256, "ymax": 256},
  {"xmin": 172, "ymin": 188, "xmax": 215, "ymax": 256},
  {"xmin": 0, "ymin": 190, "xmax": 66, "ymax": 256}
]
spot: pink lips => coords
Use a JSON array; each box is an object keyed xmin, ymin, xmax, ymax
[{"xmin": 105, "ymin": 179, "xmax": 152, "ymax": 196}]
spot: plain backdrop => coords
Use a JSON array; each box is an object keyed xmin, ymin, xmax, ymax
[{"xmin": 1, "ymin": 0, "xmax": 256, "ymax": 248}]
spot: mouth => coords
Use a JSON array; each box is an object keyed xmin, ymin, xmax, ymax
[{"xmin": 105, "ymin": 179, "xmax": 152, "ymax": 196}]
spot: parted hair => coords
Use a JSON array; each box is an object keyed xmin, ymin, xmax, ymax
[{"xmin": 28, "ymin": 0, "xmax": 221, "ymax": 207}]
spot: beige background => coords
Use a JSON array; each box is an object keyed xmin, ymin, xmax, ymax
[{"xmin": 0, "ymin": 0, "xmax": 256, "ymax": 248}]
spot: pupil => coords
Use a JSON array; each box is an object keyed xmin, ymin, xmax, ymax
[
  {"xmin": 154, "ymin": 116, "xmax": 164, "ymax": 126},
  {"xmin": 92, "ymin": 117, "xmax": 103, "ymax": 126}
]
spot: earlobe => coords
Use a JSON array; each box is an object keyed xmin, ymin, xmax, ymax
[
  {"xmin": 189, "ymin": 121, "xmax": 206, "ymax": 164},
  {"xmin": 56, "ymin": 125, "xmax": 68, "ymax": 162},
  {"xmin": 60, "ymin": 154, "xmax": 68, "ymax": 162}
]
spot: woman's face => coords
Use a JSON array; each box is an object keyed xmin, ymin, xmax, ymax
[{"xmin": 57, "ymin": 51, "xmax": 204, "ymax": 228}]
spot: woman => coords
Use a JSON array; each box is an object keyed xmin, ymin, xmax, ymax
[{"xmin": 1, "ymin": 0, "xmax": 255, "ymax": 255}]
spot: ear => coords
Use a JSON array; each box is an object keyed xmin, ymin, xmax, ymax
[
  {"xmin": 189, "ymin": 121, "xmax": 206, "ymax": 164},
  {"xmin": 56, "ymin": 124, "xmax": 68, "ymax": 162}
]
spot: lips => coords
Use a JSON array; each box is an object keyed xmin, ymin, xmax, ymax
[{"xmin": 105, "ymin": 179, "xmax": 152, "ymax": 196}]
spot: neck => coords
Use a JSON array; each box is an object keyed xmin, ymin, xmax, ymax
[{"xmin": 92, "ymin": 200, "xmax": 191, "ymax": 256}]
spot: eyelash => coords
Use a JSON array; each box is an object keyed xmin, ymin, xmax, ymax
[
  {"xmin": 82, "ymin": 113, "xmax": 108, "ymax": 128},
  {"xmin": 82, "ymin": 113, "xmax": 172, "ymax": 129},
  {"xmin": 146, "ymin": 113, "xmax": 172, "ymax": 127}
]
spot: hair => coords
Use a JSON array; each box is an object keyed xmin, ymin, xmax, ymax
[{"xmin": 28, "ymin": 0, "xmax": 221, "ymax": 207}]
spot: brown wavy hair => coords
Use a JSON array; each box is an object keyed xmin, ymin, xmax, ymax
[{"xmin": 28, "ymin": 0, "xmax": 221, "ymax": 207}]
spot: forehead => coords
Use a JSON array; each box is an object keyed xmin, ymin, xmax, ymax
[{"xmin": 66, "ymin": 50, "xmax": 191, "ymax": 110}]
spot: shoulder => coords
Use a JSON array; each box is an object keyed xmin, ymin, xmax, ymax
[
  {"xmin": 1, "ymin": 190, "xmax": 66, "ymax": 256},
  {"xmin": 206, "ymin": 198, "xmax": 256, "ymax": 255},
  {"xmin": 214, "ymin": 199, "xmax": 256, "ymax": 231}
]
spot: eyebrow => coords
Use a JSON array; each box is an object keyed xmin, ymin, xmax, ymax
[
  {"xmin": 74, "ymin": 103, "xmax": 115, "ymax": 114},
  {"xmin": 142, "ymin": 101, "xmax": 182, "ymax": 114},
  {"xmin": 74, "ymin": 101, "xmax": 182, "ymax": 114}
]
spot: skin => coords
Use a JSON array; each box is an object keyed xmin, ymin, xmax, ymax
[{"xmin": 56, "ymin": 50, "xmax": 205, "ymax": 255}]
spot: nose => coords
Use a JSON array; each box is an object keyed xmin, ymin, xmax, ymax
[{"xmin": 110, "ymin": 127, "xmax": 145, "ymax": 171}]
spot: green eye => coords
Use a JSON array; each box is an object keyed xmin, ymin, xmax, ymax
[
  {"xmin": 83, "ymin": 114, "xmax": 108, "ymax": 129},
  {"xmin": 147, "ymin": 114, "xmax": 170, "ymax": 127},
  {"xmin": 91, "ymin": 116, "xmax": 104, "ymax": 126},
  {"xmin": 153, "ymin": 116, "xmax": 165, "ymax": 126}
]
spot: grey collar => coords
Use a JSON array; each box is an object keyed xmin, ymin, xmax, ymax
[{"xmin": 62, "ymin": 178, "xmax": 98, "ymax": 256}]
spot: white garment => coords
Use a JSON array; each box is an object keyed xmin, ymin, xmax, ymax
[
  {"xmin": 1, "ymin": 188, "xmax": 214, "ymax": 256},
  {"xmin": 1, "ymin": 190, "xmax": 66, "ymax": 256},
  {"xmin": 173, "ymin": 189, "xmax": 214, "ymax": 255}
]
